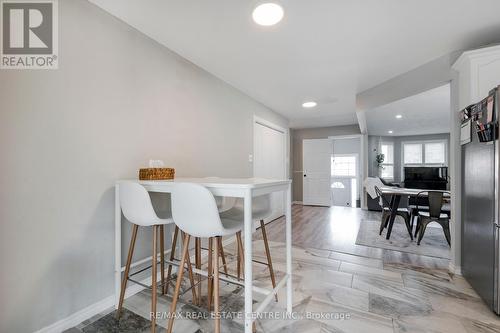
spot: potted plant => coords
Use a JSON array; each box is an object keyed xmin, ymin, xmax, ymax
[{"xmin": 376, "ymin": 152, "xmax": 385, "ymax": 169}]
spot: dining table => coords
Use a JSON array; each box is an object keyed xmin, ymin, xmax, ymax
[
  {"xmin": 378, "ymin": 186, "xmax": 451, "ymax": 240},
  {"xmin": 115, "ymin": 177, "xmax": 293, "ymax": 333}
]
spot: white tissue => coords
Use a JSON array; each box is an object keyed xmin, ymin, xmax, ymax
[{"xmin": 149, "ymin": 159, "xmax": 165, "ymax": 168}]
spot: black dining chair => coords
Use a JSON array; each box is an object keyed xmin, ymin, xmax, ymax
[
  {"xmin": 414, "ymin": 191, "xmax": 451, "ymax": 246},
  {"xmin": 375, "ymin": 186, "xmax": 413, "ymax": 240},
  {"xmin": 410, "ymin": 199, "xmax": 451, "ymax": 223}
]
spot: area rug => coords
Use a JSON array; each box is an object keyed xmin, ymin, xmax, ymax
[{"xmin": 355, "ymin": 219, "xmax": 451, "ymax": 259}]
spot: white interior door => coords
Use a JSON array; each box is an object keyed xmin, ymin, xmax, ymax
[
  {"xmin": 303, "ymin": 139, "xmax": 333, "ymax": 206},
  {"xmin": 254, "ymin": 120, "xmax": 286, "ymax": 220}
]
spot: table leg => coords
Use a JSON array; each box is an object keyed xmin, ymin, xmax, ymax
[
  {"xmin": 286, "ymin": 184, "xmax": 292, "ymax": 313},
  {"xmin": 386, "ymin": 195, "xmax": 401, "ymax": 240},
  {"xmin": 114, "ymin": 184, "xmax": 121, "ymax": 308},
  {"xmin": 244, "ymin": 190, "xmax": 253, "ymax": 333}
]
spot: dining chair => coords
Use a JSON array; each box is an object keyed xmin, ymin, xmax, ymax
[
  {"xmin": 116, "ymin": 182, "xmax": 197, "ymax": 333},
  {"xmin": 220, "ymin": 194, "xmax": 279, "ymax": 301},
  {"xmin": 410, "ymin": 200, "xmax": 451, "ymax": 222},
  {"xmin": 169, "ymin": 183, "xmax": 244, "ymax": 333},
  {"xmin": 375, "ymin": 186, "xmax": 413, "ymax": 240},
  {"xmin": 414, "ymin": 191, "xmax": 451, "ymax": 246}
]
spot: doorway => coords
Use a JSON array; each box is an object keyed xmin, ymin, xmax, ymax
[
  {"xmin": 331, "ymin": 136, "xmax": 362, "ymax": 208},
  {"xmin": 302, "ymin": 135, "xmax": 364, "ymax": 207},
  {"xmin": 331, "ymin": 154, "xmax": 359, "ymax": 207}
]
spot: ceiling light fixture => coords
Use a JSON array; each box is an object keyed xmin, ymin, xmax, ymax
[
  {"xmin": 395, "ymin": 114, "xmax": 402, "ymax": 119},
  {"xmin": 302, "ymin": 101, "xmax": 317, "ymax": 108},
  {"xmin": 388, "ymin": 130, "xmax": 393, "ymax": 134},
  {"xmin": 252, "ymin": 3, "xmax": 284, "ymax": 26}
]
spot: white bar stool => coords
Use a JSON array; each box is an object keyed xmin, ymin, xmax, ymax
[
  {"xmin": 116, "ymin": 182, "xmax": 197, "ymax": 333},
  {"xmin": 168, "ymin": 183, "xmax": 244, "ymax": 333},
  {"xmin": 221, "ymin": 194, "xmax": 278, "ymax": 301},
  {"xmin": 201, "ymin": 177, "xmax": 232, "ymax": 278}
]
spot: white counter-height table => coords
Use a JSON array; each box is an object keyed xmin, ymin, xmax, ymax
[{"xmin": 115, "ymin": 178, "xmax": 293, "ymax": 332}]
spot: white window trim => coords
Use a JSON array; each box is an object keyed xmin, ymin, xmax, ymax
[
  {"xmin": 401, "ymin": 139, "xmax": 448, "ymax": 181},
  {"xmin": 379, "ymin": 141, "xmax": 394, "ymax": 181}
]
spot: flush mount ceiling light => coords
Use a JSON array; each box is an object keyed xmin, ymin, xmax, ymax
[
  {"xmin": 302, "ymin": 101, "xmax": 317, "ymax": 108},
  {"xmin": 252, "ymin": 3, "xmax": 284, "ymax": 26},
  {"xmin": 395, "ymin": 114, "xmax": 403, "ymax": 119},
  {"xmin": 388, "ymin": 130, "xmax": 393, "ymax": 134}
]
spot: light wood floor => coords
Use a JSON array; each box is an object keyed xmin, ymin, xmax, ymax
[{"xmin": 256, "ymin": 204, "xmax": 450, "ymax": 270}]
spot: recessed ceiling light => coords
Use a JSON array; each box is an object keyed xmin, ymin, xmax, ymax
[
  {"xmin": 302, "ymin": 101, "xmax": 317, "ymax": 108},
  {"xmin": 395, "ymin": 114, "xmax": 403, "ymax": 119},
  {"xmin": 388, "ymin": 130, "xmax": 393, "ymax": 134},
  {"xmin": 252, "ymin": 3, "xmax": 284, "ymax": 26}
]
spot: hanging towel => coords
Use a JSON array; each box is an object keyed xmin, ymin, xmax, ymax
[{"xmin": 364, "ymin": 177, "xmax": 384, "ymax": 199}]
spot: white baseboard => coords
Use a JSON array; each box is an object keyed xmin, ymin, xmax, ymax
[
  {"xmin": 448, "ymin": 262, "xmax": 462, "ymax": 275},
  {"xmin": 34, "ymin": 275, "xmax": 147, "ymax": 333},
  {"xmin": 292, "ymin": 201, "xmax": 302, "ymax": 205},
  {"xmin": 34, "ymin": 237, "xmax": 239, "ymax": 333},
  {"xmin": 34, "ymin": 295, "xmax": 115, "ymax": 333}
]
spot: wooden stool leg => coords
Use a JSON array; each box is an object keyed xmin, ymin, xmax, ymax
[
  {"xmin": 164, "ymin": 226, "xmax": 179, "ymax": 295},
  {"xmin": 182, "ymin": 231, "xmax": 198, "ymax": 305},
  {"xmin": 237, "ymin": 235, "xmax": 241, "ymax": 281},
  {"xmin": 214, "ymin": 237, "xmax": 221, "ymax": 333},
  {"xmin": 117, "ymin": 224, "xmax": 139, "ymax": 319},
  {"xmin": 159, "ymin": 225, "xmax": 165, "ymax": 295},
  {"xmin": 260, "ymin": 220, "xmax": 278, "ymax": 302},
  {"xmin": 195, "ymin": 237, "xmax": 202, "ymax": 305},
  {"xmin": 151, "ymin": 225, "xmax": 158, "ymax": 333},
  {"xmin": 167, "ymin": 233, "xmax": 191, "ymax": 333},
  {"xmin": 236, "ymin": 232, "xmax": 244, "ymax": 280},
  {"xmin": 219, "ymin": 237, "xmax": 229, "ymax": 277},
  {"xmin": 207, "ymin": 237, "xmax": 213, "ymax": 311}
]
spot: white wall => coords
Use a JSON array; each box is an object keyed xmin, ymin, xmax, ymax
[
  {"xmin": 0, "ymin": 1, "xmax": 288, "ymax": 332},
  {"xmin": 333, "ymin": 137, "xmax": 360, "ymax": 155},
  {"xmin": 357, "ymin": 52, "xmax": 460, "ymax": 111}
]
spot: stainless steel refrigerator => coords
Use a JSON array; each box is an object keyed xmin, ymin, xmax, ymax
[{"xmin": 462, "ymin": 86, "xmax": 500, "ymax": 314}]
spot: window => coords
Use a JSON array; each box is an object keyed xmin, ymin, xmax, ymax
[
  {"xmin": 403, "ymin": 143, "xmax": 422, "ymax": 164},
  {"xmin": 402, "ymin": 140, "xmax": 447, "ymax": 167},
  {"xmin": 379, "ymin": 142, "xmax": 394, "ymax": 180},
  {"xmin": 425, "ymin": 142, "xmax": 446, "ymax": 164},
  {"xmin": 331, "ymin": 155, "xmax": 357, "ymax": 177}
]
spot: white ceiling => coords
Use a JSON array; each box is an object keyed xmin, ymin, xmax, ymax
[
  {"xmin": 89, "ymin": 0, "xmax": 500, "ymax": 128},
  {"xmin": 365, "ymin": 84, "xmax": 450, "ymax": 136}
]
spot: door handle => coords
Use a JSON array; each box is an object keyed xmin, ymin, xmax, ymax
[{"xmin": 304, "ymin": 174, "xmax": 307, "ymax": 177}]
